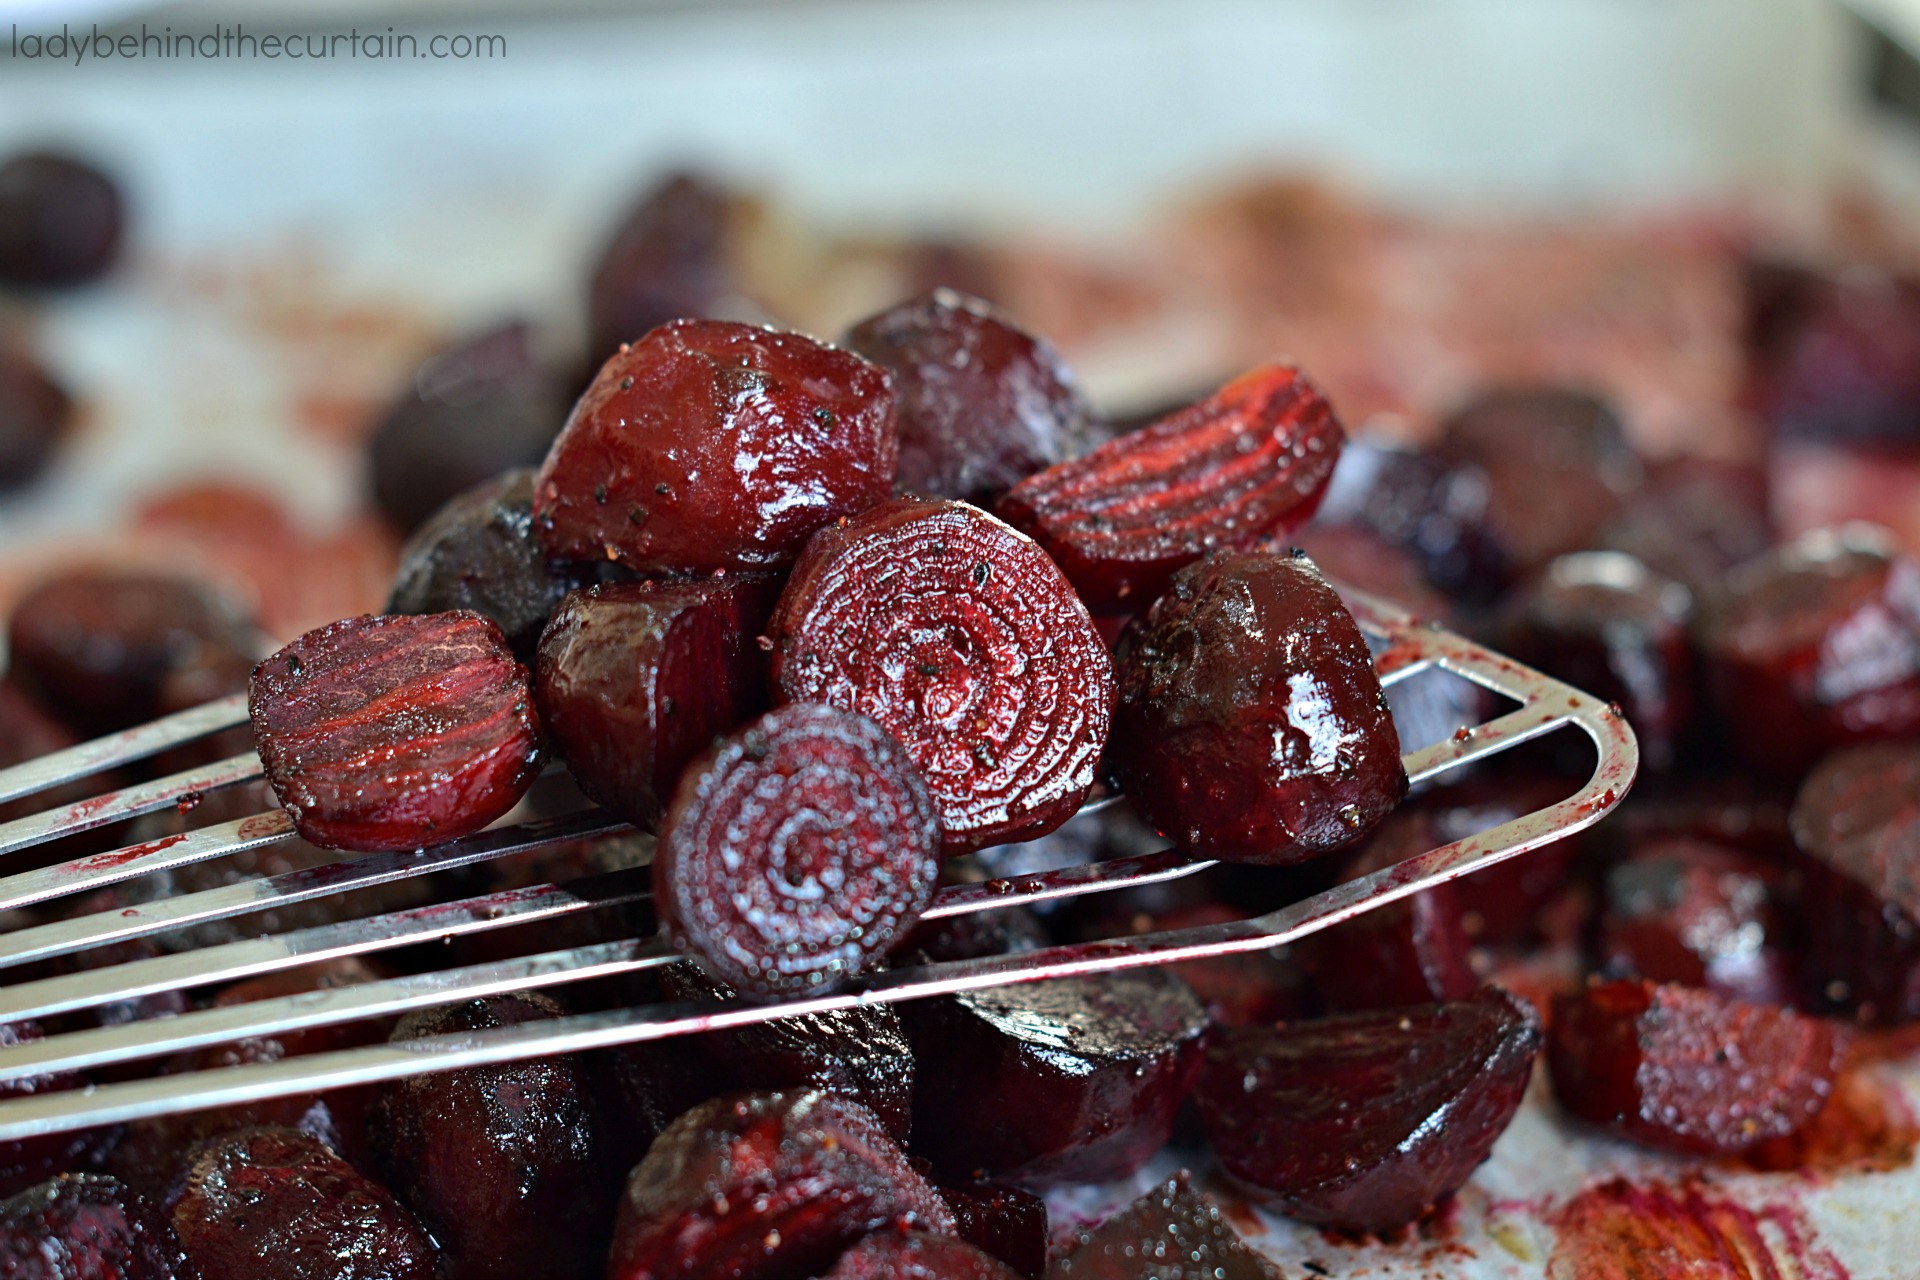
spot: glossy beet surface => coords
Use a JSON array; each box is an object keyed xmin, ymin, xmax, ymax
[
  {"xmin": 535, "ymin": 574, "xmax": 777, "ymax": 829},
  {"xmin": 1112, "ymin": 550, "xmax": 1406, "ymax": 865},
  {"xmin": 606, "ymin": 1090, "xmax": 952, "ymax": 1280},
  {"xmin": 1548, "ymin": 980, "xmax": 1845, "ymax": 1155},
  {"xmin": 533, "ymin": 318, "xmax": 895, "ymax": 574},
  {"xmin": 0, "ymin": 151, "xmax": 124, "ymax": 287},
  {"xmin": 373, "ymin": 995, "xmax": 613, "ymax": 1280},
  {"xmin": 843, "ymin": 289, "xmax": 1094, "ymax": 504},
  {"xmin": 769, "ymin": 496, "xmax": 1113, "ymax": 853},
  {"xmin": 997, "ymin": 364, "xmax": 1343, "ymax": 612},
  {"xmin": 168, "ymin": 1126, "xmax": 437, "ymax": 1280},
  {"xmin": 249, "ymin": 611, "xmax": 542, "ymax": 852},
  {"xmin": 0, "ymin": 344, "xmax": 72, "ymax": 491},
  {"xmin": 819, "ymin": 1231, "xmax": 1021, "ymax": 1279},
  {"xmin": 1596, "ymin": 838, "xmax": 1795, "ymax": 1006},
  {"xmin": 655, "ymin": 703, "xmax": 941, "ymax": 996},
  {"xmin": 0, "ymin": 1174, "xmax": 188, "ymax": 1280},
  {"xmin": 1197, "ymin": 987, "xmax": 1540, "ymax": 1234},
  {"xmin": 903, "ymin": 970, "xmax": 1207, "ymax": 1187},
  {"xmin": 935, "ymin": 1181, "xmax": 1047, "ymax": 1279},
  {"xmin": 1052, "ymin": 1172, "xmax": 1282, "ymax": 1280}
]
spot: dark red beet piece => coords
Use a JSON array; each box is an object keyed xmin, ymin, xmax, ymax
[
  {"xmin": 1744, "ymin": 260, "xmax": 1920, "ymax": 448},
  {"xmin": 655, "ymin": 703, "xmax": 940, "ymax": 995},
  {"xmin": 249, "ymin": 611, "xmax": 542, "ymax": 852},
  {"xmin": 0, "ymin": 1021, "xmax": 119, "ymax": 1200},
  {"xmin": 587, "ymin": 172, "xmax": 759, "ymax": 368},
  {"xmin": 1111, "ymin": 550, "xmax": 1406, "ymax": 865},
  {"xmin": 535, "ymin": 574, "xmax": 778, "ymax": 829},
  {"xmin": 0, "ymin": 1174, "xmax": 188, "ymax": 1280},
  {"xmin": 606, "ymin": 1090, "xmax": 953, "ymax": 1280},
  {"xmin": 1596, "ymin": 838, "xmax": 1796, "ymax": 1006},
  {"xmin": 933, "ymin": 1182, "xmax": 1047, "ymax": 1279},
  {"xmin": 997, "ymin": 364, "xmax": 1343, "ymax": 612},
  {"xmin": 843, "ymin": 289, "xmax": 1095, "ymax": 504},
  {"xmin": 169, "ymin": 1126, "xmax": 437, "ymax": 1280},
  {"xmin": 1548, "ymin": 980, "xmax": 1845, "ymax": 1156},
  {"xmin": 373, "ymin": 994, "xmax": 614, "ymax": 1280},
  {"xmin": 769, "ymin": 496, "xmax": 1113, "ymax": 853},
  {"xmin": 1309, "ymin": 437, "xmax": 1512, "ymax": 604},
  {"xmin": 533, "ymin": 318, "xmax": 895, "ymax": 574},
  {"xmin": 1052, "ymin": 1171, "xmax": 1282, "ymax": 1279},
  {"xmin": 820, "ymin": 1230, "xmax": 1021, "ymax": 1279},
  {"xmin": 0, "ymin": 151, "xmax": 124, "ymax": 287},
  {"xmin": 902, "ymin": 970, "xmax": 1206, "ymax": 1187},
  {"xmin": 1196, "ymin": 987, "xmax": 1540, "ymax": 1234},
  {"xmin": 1697, "ymin": 527, "xmax": 1920, "ymax": 777},
  {"xmin": 0, "ymin": 343, "xmax": 72, "ymax": 491},
  {"xmin": 1598, "ymin": 458, "xmax": 1773, "ymax": 596},
  {"xmin": 8, "ymin": 572, "xmax": 255, "ymax": 736}
]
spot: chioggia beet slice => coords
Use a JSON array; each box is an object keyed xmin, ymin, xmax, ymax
[
  {"xmin": 1548, "ymin": 979, "xmax": 1846, "ymax": 1156},
  {"xmin": 654, "ymin": 703, "xmax": 941, "ymax": 996},
  {"xmin": 249, "ymin": 611, "xmax": 543, "ymax": 852},
  {"xmin": 0, "ymin": 1174, "xmax": 190, "ymax": 1280},
  {"xmin": 1052, "ymin": 1171, "xmax": 1282, "ymax": 1279},
  {"xmin": 1195, "ymin": 986, "xmax": 1540, "ymax": 1234},
  {"xmin": 533, "ymin": 318, "xmax": 895, "ymax": 574},
  {"xmin": 996, "ymin": 363, "xmax": 1343, "ymax": 612},
  {"xmin": 1112, "ymin": 550, "xmax": 1406, "ymax": 865},
  {"xmin": 535, "ymin": 574, "xmax": 778, "ymax": 828},
  {"xmin": 606, "ymin": 1090, "xmax": 953, "ymax": 1280},
  {"xmin": 933, "ymin": 1180, "xmax": 1047, "ymax": 1279},
  {"xmin": 819, "ymin": 1230, "xmax": 1022, "ymax": 1280},
  {"xmin": 903, "ymin": 970, "xmax": 1207, "ymax": 1187},
  {"xmin": 768, "ymin": 496, "xmax": 1113, "ymax": 853}
]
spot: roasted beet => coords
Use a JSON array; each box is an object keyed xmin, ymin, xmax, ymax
[
  {"xmin": 387, "ymin": 467, "xmax": 592, "ymax": 658},
  {"xmin": 249, "ymin": 611, "xmax": 543, "ymax": 852},
  {"xmin": 169, "ymin": 1126, "xmax": 437, "ymax": 1280},
  {"xmin": 0, "ymin": 151, "xmax": 124, "ymax": 287},
  {"xmin": 1598, "ymin": 458, "xmax": 1773, "ymax": 596},
  {"xmin": 368, "ymin": 322, "xmax": 567, "ymax": 533},
  {"xmin": 1310, "ymin": 438, "xmax": 1512, "ymax": 603},
  {"xmin": 535, "ymin": 574, "xmax": 777, "ymax": 828},
  {"xmin": 0, "ymin": 1174, "xmax": 188, "ymax": 1280},
  {"xmin": 1111, "ymin": 550, "xmax": 1405, "ymax": 865},
  {"xmin": 1596, "ymin": 838, "xmax": 1796, "ymax": 1006},
  {"xmin": 997, "ymin": 364, "xmax": 1343, "ymax": 612},
  {"xmin": 8, "ymin": 571, "xmax": 255, "ymax": 736},
  {"xmin": 1548, "ymin": 979, "xmax": 1845, "ymax": 1155},
  {"xmin": 606, "ymin": 1090, "xmax": 952, "ymax": 1280},
  {"xmin": 1051, "ymin": 1171, "xmax": 1282, "ymax": 1279},
  {"xmin": 843, "ymin": 289, "xmax": 1094, "ymax": 504},
  {"xmin": 587, "ymin": 172, "xmax": 756, "ymax": 368},
  {"xmin": 903, "ymin": 970, "xmax": 1206, "ymax": 1187},
  {"xmin": 934, "ymin": 1181, "xmax": 1047, "ymax": 1279},
  {"xmin": 1744, "ymin": 261, "xmax": 1920, "ymax": 447},
  {"xmin": 0, "ymin": 1021, "xmax": 119, "ymax": 1199},
  {"xmin": 0, "ymin": 343, "xmax": 72, "ymax": 491},
  {"xmin": 1697, "ymin": 527, "xmax": 1920, "ymax": 776},
  {"xmin": 819, "ymin": 1230, "xmax": 1021, "ymax": 1279},
  {"xmin": 533, "ymin": 318, "xmax": 894, "ymax": 574},
  {"xmin": 655, "ymin": 703, "xmax": 941, "ymax": 996},
  {"xmin": 768, "ymin": 496, "xmax": 1112, "ymax": 853},
  {"xmin": 1197, "ymin": 987, "xmax": 1539, "ymax": 1234}
]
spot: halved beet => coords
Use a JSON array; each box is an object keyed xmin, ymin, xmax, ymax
[
  {"xmin": 1548, "ymin": 979, "xmax": 1845, "ymax": 1155},
  {"xmin": 997, "ymin": 364, "xmax": 1343, "ymax": 612},
  {"xmin": 249, "ymin": 611, "xmax": 543, "ymax": 852},
  {"xmin": 1596, "ymin": 838, "xmax": 1796, "ymax": 1006},
  {"xmin": 607, "ymin": 1090, "xmax": 952, "ymax": 1280},
  {"xmin": 843, "ymin": 289, "xmax": 1095, "ymax": 504},
  {"xmin": 0, "ymin": 1174, "xmax": 188, "ymax": 1280},
  {"xmin": 533, "ymin": 318, "xmax": 895, "ymax": 574},
  {"xmin": 902, "ymin": 970, "xmax": 1206, "ymax": 1188},
  {"xmin": 933, "ymin": 1181, "xmax": 1047, "ymax": 1279},
  {"xmin": 655, "ymin": 703, "xmax": 941, "ymax": 996},
  {"xmin": 819, "ymin": 1230, "xmax": 1021, "ymax": 1280},
  {"xmin": 1051, "ymin": 1171, "xmax": 1281, "ymax": 1279},
  {"xmin": 1196, "ymin": 987, "xmax": 1540, "ymax": 1234},
  {"xmin": 768, "ymin": 496, "xmax": 1113, "ymax": 854},
  {"xmin": 1111, "ymin": 550, "xmax": 1406, "ymax": 865}
]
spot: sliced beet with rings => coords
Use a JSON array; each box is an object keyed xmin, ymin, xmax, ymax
[
  {"xmin": 820, "ymin": 1230, "xmax": 1021, "ymax": 1279},
  {"xmin": 1052, "ymin": 1171, "xmax": 1282, "ymax": 1279},
  {"xmin": 933, "ymin": 1180, "xmax": 1047, "ymax": 1279},
  {"xmin": 654, "ymin": 703, "xmax": 941, "ymax": 996},
  {"xmin": 768, "ymin": 496, "xmax": 1113, "ymax": 854},
  {"xmin": 1196, "ymin": 986, "xmax": 1540, "ymax": 1234},
  {"xmin": 0, "ymin": 1174, "xmax": 189, "ymax": 1280},
  {"xmin": 249, "ymin": 611, "xmax": 543, "ymax": 852},
  {"xmin": 997, "ymin": 364, "xmax": 1343, "ymax": 612}
]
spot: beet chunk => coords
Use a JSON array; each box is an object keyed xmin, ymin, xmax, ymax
[
  {"xmin": 249, "ymin": 611, "xmax": 542, "ymax": 851},
  {"xmin": 843, "ymin": 289, "xmax": 1095, "ymax": 504},
  {"xmin": 169, "ymin": 1126, "xmax": 437, "ymax": 1280},
  {"xmin": 1697, "ymin": 527, "xmax": 1920, "ymax": 777},
  {"xmin": 1744, "ymin": 260, "xmax": 1920, "ymax": 447},
  {"xmin": 536, "ymin": 575, "xmax": 778, "ymax": 829},
  {"xmin": 587, "ymin": 172, "xmax": 757, "ymax": 368},
  {"xmin": 1596, "ymin": 838, "xmax": 1796, "ymax": 1006},
  {"xmin": 769, "ymin": 496, "xmax": 1113, "ymax": 853},
  {"xmin": 903, "ymin": 970, "xmax": 1206, "ymax": 1187},
  {"xmin": 533, "ymin": 318, "xmax": 895, "ymax": 574},
  {"xmin": 0, "ymin": 1174, "xmax": 188, "ymax": 1280},
  {"xmin": 997, "ymin": 364, "xmax": 1343, "ymax": 612},
  {"xmin": 9, "ymin": 571, "xmax": 255, "ymax": 736},
  {"xmin": 606, "ymin": 1090, "xmax": 952, "ymax": 1280},
  {"xmin": 1052, "ymin": 1171, "xmax": 1282, "ymax": 1279},
  {"xmin": 0, "ymin": 1022, "xmax": 119, "ymax": 1198},
  {"xmin": 820, "ymin": 1231, "xmax": 1021, "ymax": 1280},
  {"xmin": 0, "ymin": 343, "xmax": 72, "ymax": 491},
  {"xmin": 933, "ymin": 1181, "xmax": 1047, "ymax": 1279},
  {"xmin": 1310, "ymin": 438, "xmax": 1512, "ymax": 604},
  {"xmin": 1598, "ymin": 458, "xmax": 1773, "ymax": 597},
  {"xmin": 387, "ymin": 467, "xmax": 592, "ymax": 659},
  {"xmin": 1197, "ymin": 987, "xmax": 1539, "ymax": 1234},
  {"xmin": 0, "ymin": 151, "xmax": 124, "ymax": 287},
  {"xmin": 656, "ymin": 703, "xmax": 940, "ymax": 995},
  {"xmin": 1112, "ymin": 550, "xmax": 1406, "ymax": 865},
  {"xmin": 1548, "ymin": 979, "xmax": 1845, "ymax": 1156}
]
